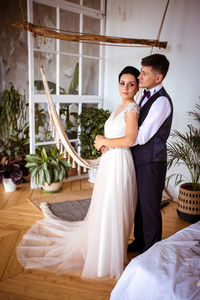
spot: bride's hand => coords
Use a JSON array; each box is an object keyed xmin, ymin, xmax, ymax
[
  {"xmin": 95, "ymin": 135, "xmax": 104, "ymax": 141},
  {"xmin": 94, "ymin": 138, "xmax": 104, "ymax": 151}
]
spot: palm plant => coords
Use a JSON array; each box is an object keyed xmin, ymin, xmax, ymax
[{"xmin": 166, "ymin": 103, "xmax": 200, "ymax": 191}]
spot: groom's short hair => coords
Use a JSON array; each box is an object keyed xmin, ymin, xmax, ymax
[{"xmin": 141, "ymin": 54, "xmax": 169, "ymax": 79}]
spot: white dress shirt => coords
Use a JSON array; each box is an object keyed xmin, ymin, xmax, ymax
[{"xmin": 133, "ymin": 84, "xmax": 172, "ymax": 146}]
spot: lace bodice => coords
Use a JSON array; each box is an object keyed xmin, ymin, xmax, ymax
[{"xmin": 104, "ymin": 102, "xmax": 140, "ymax": 139}]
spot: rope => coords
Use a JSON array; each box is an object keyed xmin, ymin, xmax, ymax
[
  {"xmin": 19, "ymin": 0, "xmax": 25, "ymax": 24},
  {"xmin": 150, "ymin": 0, "xmax": 170, "ymax": 54},
  {"xmin": 157, "ymin": 0, "xmax": 170, "ymax": 42},
  {"xmin": 34, "ymin": 35, "xmax": 43, "ymax": 69}
]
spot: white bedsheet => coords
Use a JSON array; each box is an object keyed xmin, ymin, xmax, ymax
[{"xmin": 111, "ymin": 221, "xmax": 200, "ymax": 300}]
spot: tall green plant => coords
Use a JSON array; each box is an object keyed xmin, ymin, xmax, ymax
[
  {"xmin": 166, "ymin": 104, "xmax": 200, "ymax": 191},
  {"xmin": 78, "ymin": 107, "xmax": 110, "ymax": 159},
  {"xmin": 0, "ymin": 83, "xmax": 29, "ymax": 161},
  {"xmin": 0, "ymin": 83, "xmax": 28, "ymax": 139}
]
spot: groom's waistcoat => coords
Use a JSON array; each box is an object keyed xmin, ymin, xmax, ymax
[{"xmin": 132, "ymin": 87, "xmax": 173, "ymax": 166}]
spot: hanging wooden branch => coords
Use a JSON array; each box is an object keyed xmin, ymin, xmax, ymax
[{"xmin": 12, "ymin": 21, "xmax": 168, "ymax": 49}]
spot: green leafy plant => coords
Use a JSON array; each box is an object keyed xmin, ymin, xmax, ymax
[
  {"xmin": 35, "ymin": 103, "xmax": 53, "ymax": 144},
  {"xmin": 0, "ymin": 83, "xmax": 28, "ymax": 139},
  {"xmin": 166, "ymin": 103, "xmax": 200, "ymax": 191},
  {"xmin": 0, "ymin": 83, "xmax": 29, "ymax": 159},
  {"xmin": 78, "ymin": 107, "xmax": 110, "ymax": 159},
  {"xmin": 0, "ymin": 129, "xmax": 29, "ymax": 164},
  {"xmin": 25, "ymin": 146, "xmax": 72, "ymax": 186}
]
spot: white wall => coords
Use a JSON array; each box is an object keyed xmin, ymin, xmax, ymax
[{"xmin": 104, "ymin": 0, "xmax": 200, "ymax": 200}]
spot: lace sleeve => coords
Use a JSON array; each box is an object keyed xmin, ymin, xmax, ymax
[{"xmin": 124, "ymin": 102, "xmax": 140, "ymax": 119}]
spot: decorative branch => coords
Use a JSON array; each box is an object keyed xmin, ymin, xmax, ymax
[{"xmin": 12, "ymin": 21, "xmax": 168, "ymax": 49}]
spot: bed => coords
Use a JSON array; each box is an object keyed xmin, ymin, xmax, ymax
[{"xmin": 111, "ymin": 221, "xmax": 200, "ymax": 300}]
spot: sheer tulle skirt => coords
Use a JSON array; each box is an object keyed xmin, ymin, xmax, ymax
[{"xmin": 17, "ymin": 148, "xmax": 137, "ymax": 280}]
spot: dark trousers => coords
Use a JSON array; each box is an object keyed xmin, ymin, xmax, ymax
[{"xmin": 134, "ymin": 162, "xmax": 167, "ymax": 252}]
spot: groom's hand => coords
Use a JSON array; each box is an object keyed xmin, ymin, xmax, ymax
[{"xmin": 101, "ymin": 146, "xmax": 109, "ymax": 154}]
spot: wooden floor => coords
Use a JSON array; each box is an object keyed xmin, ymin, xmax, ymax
[{"xmin": 0, "ymin": 178, "xmax": 190, "ymax": 300}]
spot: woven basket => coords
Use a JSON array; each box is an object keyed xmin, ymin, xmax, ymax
[{"xmin": 177, "ymin": 183, "xmax": 200, "ymax": 223}]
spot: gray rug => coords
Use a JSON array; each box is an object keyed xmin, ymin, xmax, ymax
[
  {"xmin": 48, "ymin": 198, "xmax": 91, "ymax": 221},
  {"xmin": 47, "ymin": 198, "xmax": 168, "ymax": 220}
]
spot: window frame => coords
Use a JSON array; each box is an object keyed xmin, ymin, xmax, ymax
[{"xmin": 27, "ymin": 0, "xmax": 106, "ymax": 187}]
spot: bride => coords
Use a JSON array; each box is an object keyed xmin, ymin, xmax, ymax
[{"xmin": 17, "ymin": 66, "xmax": 140, "ymax": 280}]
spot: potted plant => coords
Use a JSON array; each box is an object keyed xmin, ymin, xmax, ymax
[
  {"xmin": 166, "ymin": 103, "xmax": 200, "ymax": 223},
  {"xmin": 0, "ymin": 83, "xmax": 29, "ymax": 140},
  {"xmin": 78, "ymin": 107, "xmax": 110, "ymax": 182},
  {"xmin": 0, "ymin": 83, "xmax": 30, "ymax": 192},
  {"xmin": 0, "ymin": 153, "xmax": 28, "ymax": 192},
  {"xmin": 0, "ymin": 83, "xmax": 29, "ymax": 153},
  {"xmin": 60, "ymin": 104, "xmax": 78, "ymax": 139},
  {"xmin": 24, "ymin": 146, "xmax": 72, "ymax": 193}
]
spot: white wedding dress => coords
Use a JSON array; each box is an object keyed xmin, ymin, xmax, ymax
[{"xmin": 17, "ymin": 102, "xmax": 139, "ymax": 280}]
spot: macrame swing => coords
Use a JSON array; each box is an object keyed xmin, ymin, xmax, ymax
[{"xmin": 13, "ymin": 0, "xmax": 170, "ymax": 175}]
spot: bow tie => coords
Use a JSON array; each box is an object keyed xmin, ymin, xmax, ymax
[{"xmin": 143, "ymin": 89, "xmax": 151, "ymax": 99}]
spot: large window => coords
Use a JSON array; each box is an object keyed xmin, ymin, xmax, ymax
[{"xmin": 27, "ymin": 0, "xmax": 106, "ymax": 187}]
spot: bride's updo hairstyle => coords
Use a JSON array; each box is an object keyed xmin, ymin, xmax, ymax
[{"xmin": 118, "ymin": 66, "xmax": 140, "ymax": 86}]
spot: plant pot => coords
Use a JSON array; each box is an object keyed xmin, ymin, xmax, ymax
[
  {"xmin": 3, "ymin": 178, "xmax": 17, "ymax": 192},
  {"xmin": 68, "ymin": 166, "xmax": 78, "ymax": 177},
  {"xmin": 41, "ymin": 182, "xmax": 62, "ymax": 193},
  {"xmin": 66, "ymin": 130, "xmax": 77, "ymax": 140},
  {"xmin": 177, "ymin": 183, "xmax": 200, "ymax": 223},
  {"xmin": 88, "ymin": 168, "xmax": 98, "ymax": 183}
]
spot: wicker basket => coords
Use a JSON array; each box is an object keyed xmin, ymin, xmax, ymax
[{"xmin": 177, "ymin": 183, "xmax": 200, "ymax": 223}]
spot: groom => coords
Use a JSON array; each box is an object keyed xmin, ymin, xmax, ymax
[{"xmin": 128, "ymin": 53, "xmax": 173, "ymax": 253}]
